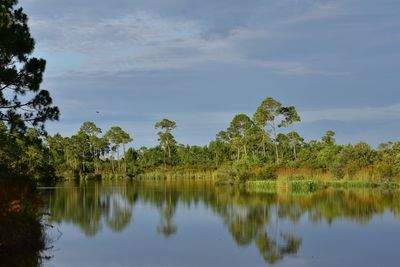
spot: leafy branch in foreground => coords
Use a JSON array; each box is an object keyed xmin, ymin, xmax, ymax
[{"xmin": 0, "ymin": 0, "xmax": 59, "ymax": 132}]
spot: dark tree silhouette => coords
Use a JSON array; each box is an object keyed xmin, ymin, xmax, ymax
[{"xmin": 0, "ymin": 0, "xmax": 59, "ymax": 132}]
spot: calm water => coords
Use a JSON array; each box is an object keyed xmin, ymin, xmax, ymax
[{"xmin": 41, "ymin": 180, "xmax": 400, "ymax": 267}]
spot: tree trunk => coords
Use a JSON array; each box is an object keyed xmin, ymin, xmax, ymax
[
  {"xmin": 123, "ymin": 144, "xmax": 126, "ymax": 174},
  {"xmin": 274, "ymin": 143, "xmax": 279, "ymax": 163},
  {"xmin": 111, "ymin": 151, "xmax": 115, "ymax": 174},
  {"xmin": 93, "ymin": 145, "xmax": 97, "ymax": 173},
  {"xmin": 272, "ymin": 122, "xmax": 279, "ymax": 164},
  {"xmin": 117, "ymin": 147, "xmax": 120, "ymax": 173},
  {"xmin": 262, "ymin": 134, "xmax": 266, "ymax": 157},
  {"xmin": 167, "ymin": 143, "xmax": 171, "ymax": 159},
  {"xmin": 82, "ymin": 151, "xmax": 85, "ymax": 172},
  {"xmin": 293, "ymin": 144, "xmax": 297, "ymax": 160},
  {"xmin": 94, "ymin": 149, "xmax": 98, "ymax": 173}
]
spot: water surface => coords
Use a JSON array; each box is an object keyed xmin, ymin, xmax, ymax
[{"xmin": 42, "ymin": 180, "xmax": 400, "ymax": 267}]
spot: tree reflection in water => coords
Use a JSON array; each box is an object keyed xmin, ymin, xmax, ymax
[
  {"xmin": 47, "ymin": 181, "xmax": 135, "ymax": 236},
  {"xmin": 47, "ymin": 180, "xmax": 400, "ymax": 265}
]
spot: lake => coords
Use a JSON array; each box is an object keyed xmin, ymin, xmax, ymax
[{"xmin": 41, "ymin": 180, "xmax": 400, "ymax": 267}]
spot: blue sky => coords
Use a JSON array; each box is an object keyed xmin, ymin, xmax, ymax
[{"xmin": 20, "ymin": 0, "xmax": 400, "ymax": 147}]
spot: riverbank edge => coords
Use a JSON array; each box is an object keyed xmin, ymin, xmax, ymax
[{"xmin": 246, "ymin": 180, "xmax": 400, "ymax": 193}]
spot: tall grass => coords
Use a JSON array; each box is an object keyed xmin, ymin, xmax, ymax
[
  {"xmin": 136, "ymin": 168, "xmax": 215, "ymax": 181},
  {"xmin": 247, "ymin": 179, "xmax": 400, "ymax": 193}
]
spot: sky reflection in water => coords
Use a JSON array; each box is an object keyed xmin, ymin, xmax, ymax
[{"xmin": 43, "ymin": 181, "xmax": 400, "ymax": 267}]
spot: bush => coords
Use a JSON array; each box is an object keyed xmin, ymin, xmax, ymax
[
  {"xmin": 374, "ymin": 161, "xmax": 394, "ymax": 181},
  {"xmin": 256, "ymin": 165, "xmax": 277, "ymax": 180},
  {"xmin": 214, "ymin": 167, "xmax": 235, "ymax": 185},
  {"xmin": 230, "ymin": 158, "xmax": 256, "ymax": 183},
  {"xmin": 289, "ymin": 180, "xmax": 319, "ymax": 193},
  {"xmin": 331, "ymin": 159, "xmax": 345, "ymax": 179},
  {"xmin": 235, "ymin": 170, "xmax": 252, "ymax": 183}
]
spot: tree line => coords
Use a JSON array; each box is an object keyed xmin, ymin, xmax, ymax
[{"xmin": 26, "ymin": 96, "xmax": 397, "ymax": 182}]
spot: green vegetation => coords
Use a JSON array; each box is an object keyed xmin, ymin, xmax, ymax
[
  {"xmin": 1, "ymin": 2, "xmax": 400, "ymax": 189},
  {"xmin": 1, "ymin": 1, "xmax": 56, "ymax": 265},
  {"xmin": 1, "ymin": 0, "xmax": 58, "ymax": 179},
  {"xmin": 36, "ymin": 98, "xmax": 400, "ymax": 187},
  {"xmin": 247, "ymin": 179, "xmax": 400, "ymax": 194},
  {"xmin": 1, "ymin": 95, "xmax": 398, "ymax": 186}
]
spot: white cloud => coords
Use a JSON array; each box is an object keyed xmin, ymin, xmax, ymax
[
  {"xmin": 29, "ymin": 2, "xmax": 349, "ymax": 75},
  {"xmin": 30, "ymin": 10, "xmax": 204, "ymax": 52}
]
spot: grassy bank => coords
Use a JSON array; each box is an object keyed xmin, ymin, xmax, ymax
[
  {"xmin": 247, "ymin": 179, "xmax": 400, "ymax": 193},
  {"xmin": 61, "ymin": 167, "xmax": 217, "ymax": 181},
  {"xmin": 59, "ymin": 166, "xmax": 400, "ymax": 193}
]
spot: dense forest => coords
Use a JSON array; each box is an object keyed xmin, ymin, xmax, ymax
[{"xmin": 2, "ymin": 95, "xmax": 400, "ymax": 184}]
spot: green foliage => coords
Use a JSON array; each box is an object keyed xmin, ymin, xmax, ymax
[
  {"xmin": 3, "ymin": 92, "xmax": 400, "ymax": 185},
  {"xmin": 155, "ymin": 118, "xmax": 177, "ymax": 165},
  {"xmin": 322, "ymin": 130, "xmax": 336, "ymax": 145},
  {"xmin": 256, "ymin": 165, "xmax": 277, "ymax": 180},
  {"xmin": 253, "ymin": 97, "xmax": 300, "ymax": 163},
  {"xmin": 0, "ymin": 0, "xmax": 59, "ymax": 132},
  {"xmin": 0, "ymin": 0, "xmax": 59, "ymax": 179},
  {"xmin": 289, "ymin": 180, "xmax": 319, "ymax": 193},
  {"xmin": 374, "ymin": 161, "xmax": 395, "ymax": 181},
  {"xmin": 0, "ymin": 122, "xmax": 55, "ymax": 179},
  {"xmin": 0, "ymin": 0, "xmax": 397, "ymax": 186}
]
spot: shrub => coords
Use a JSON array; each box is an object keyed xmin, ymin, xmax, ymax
[
  {"xmin": 256, "ymin": 165, "xmax": 277, "ymax": 180},
  {"xmin": 235, "ymin": 170, "xmax": 252, "ymax": 183},
  {"xmin": 374, "ymin": 161, "xmax": 395, "ymax": 181},
  {"xmin": 289, "ymin": 180, "xmax": 319, "ymax": 193},
  {"xmin": 214, "ymin": 167, "xmax": 235, "ymax": 185}
]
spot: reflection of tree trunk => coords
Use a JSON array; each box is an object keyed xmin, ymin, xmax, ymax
[{"xmin": 275, "ymin": 205, "xmax": 279, "ymax": 243}]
